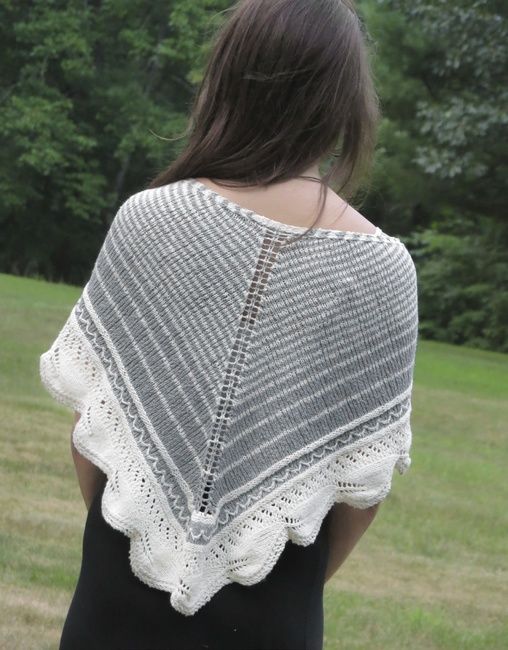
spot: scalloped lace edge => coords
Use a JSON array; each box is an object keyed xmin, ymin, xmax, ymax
[{"xmin": 39, "ymin": 307, "xmax": 412, "ymax": 616}]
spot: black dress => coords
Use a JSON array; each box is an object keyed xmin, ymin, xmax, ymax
[{"xmin": 59, "ymin": 481, "xmax": 331, "ymax": 650}]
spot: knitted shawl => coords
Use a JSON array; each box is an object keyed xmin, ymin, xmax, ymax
[{"xmin": 39, "ymin": 177, "xmax": 419, "ymax": 616}]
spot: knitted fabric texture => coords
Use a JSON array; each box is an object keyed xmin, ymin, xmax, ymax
[{"xmin": 39, "ymin": 177, "xmax": 419, "ymax": 616}]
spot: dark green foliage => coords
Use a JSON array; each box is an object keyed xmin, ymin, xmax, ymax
[
  {"xmin": 0, "ymin": 0, "xmax": 227, "ymax": 283},
  {"xmin": 362, "ymin": 0, "xmax": 507, "ymax": 351},
  {"xmin": 407, "ymin": 223, "xmax": 508, "ymax": 351}
]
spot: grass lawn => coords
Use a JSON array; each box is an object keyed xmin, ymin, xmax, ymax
[{"xmin": 1, "ymin": 271, "xmax": 507, "ymax": 649}]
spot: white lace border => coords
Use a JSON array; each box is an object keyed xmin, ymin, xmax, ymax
[{"xmin": 39, "ymin": 306, "xmax": 412, "ymax": 616}]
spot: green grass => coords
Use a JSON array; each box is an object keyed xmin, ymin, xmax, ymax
[{"xmin": 1, "ymin": 271, "xmax": 507, "ymax": 649}]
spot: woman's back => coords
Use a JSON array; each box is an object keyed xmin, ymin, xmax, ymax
[
  {"xmin": 194, "ymin": 174, "xmax": 379, "ymax": 236},
  {"xmin": 56, "ymin": 177, "xmax": 386, "ymax": 649},
  {"xmin": 41, "ymin": 176, "xmax": 417, "ymax": 615}
]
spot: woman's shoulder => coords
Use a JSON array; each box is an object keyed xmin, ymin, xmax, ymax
[{"xmin": 323, "ymin": 193, "xmax": 379, "ymax": 235}]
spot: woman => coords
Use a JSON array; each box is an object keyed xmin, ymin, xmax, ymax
[{"xmin": 40, "ymin": 1, "xmax": 418, "ymax": 648}]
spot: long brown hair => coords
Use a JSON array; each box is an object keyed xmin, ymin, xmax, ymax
[{"xmin": 147, "ymin": 0, "xmax": 381, "ymax": 246}]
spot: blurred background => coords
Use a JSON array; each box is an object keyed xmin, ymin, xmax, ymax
[{"xmin": 0, "ymin": 1, "xmax": 507, "ymax": 648}]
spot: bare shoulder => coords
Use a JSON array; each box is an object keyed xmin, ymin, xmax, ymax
[
  {"xmin": 325, "ymin": 191, "xmax": 378, "ymax": 235},
  {"xmin": 194, "ymin": 176, "xmax": 379, "ymax": 235}
]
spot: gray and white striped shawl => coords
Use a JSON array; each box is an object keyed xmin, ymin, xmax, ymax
[{"xmin": 40, "ymin": 177, "xmax": 419, "ymax": 615}]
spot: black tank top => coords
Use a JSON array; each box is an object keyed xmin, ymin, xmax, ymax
[{"xmin": 59, "ymin": 481, "xmax": 331, "ymax": 650}]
